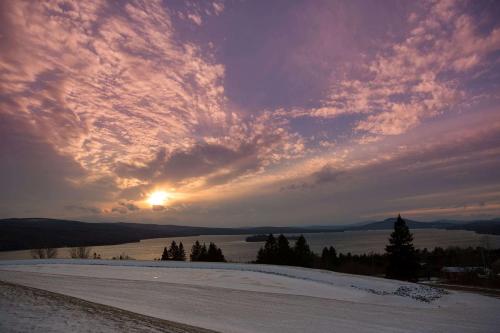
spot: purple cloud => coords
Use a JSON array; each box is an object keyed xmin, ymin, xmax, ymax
[{"xmin": 1, "ymin": 0, "xmax": 499, "ymax": 224}]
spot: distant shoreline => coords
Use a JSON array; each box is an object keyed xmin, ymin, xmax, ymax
[{"xmin": 1, "ymin": 217, "xmax": 499, "ymax": 252}]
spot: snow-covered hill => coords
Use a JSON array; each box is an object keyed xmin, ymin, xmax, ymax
[{"xmin": 0, "ymin": 260, "xmax": 498, "ymax": 332}]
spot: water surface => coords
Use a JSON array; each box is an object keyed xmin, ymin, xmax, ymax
[{"xmin": 1, "ymin": 229, "xmax": 499, "ymax": 262}]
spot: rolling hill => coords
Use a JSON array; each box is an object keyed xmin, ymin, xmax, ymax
[{"xmin": 1, "ymin": 217, "xmax": 499, "ymax": 251}]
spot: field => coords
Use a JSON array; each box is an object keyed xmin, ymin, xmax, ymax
[{"xmin": 0, "ymin": 260, "xmax": 499, "ymax": 332}]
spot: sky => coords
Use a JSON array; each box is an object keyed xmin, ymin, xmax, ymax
[{"xmin": 1, "ymin": 0, "xmax": 500, "ymax": 227}]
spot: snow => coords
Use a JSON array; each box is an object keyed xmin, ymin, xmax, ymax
[
  {"xmin": 1, "ymin": 259, "xmax": 499, "ymax": 332},
  {"xmin": 0, "ymin": 280, "xmax": 212, "ymax": 333}
]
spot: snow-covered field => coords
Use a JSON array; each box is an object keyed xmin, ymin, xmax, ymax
[
  {"xmin": 0, "ymin": 280, "xmax": 214, "ymax": 333},
  {"xmin": 0, "ymin": 259, "xmax": 499, "ymax": 332}
]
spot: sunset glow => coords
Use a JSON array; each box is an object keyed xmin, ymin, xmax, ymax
[
  {"xmin": 147, "ymin": 191, "xmax": 169, "ymax": 207},
  {"xmin": 0, "ymin": 0, "xmax": 499, "ymax": 226}
]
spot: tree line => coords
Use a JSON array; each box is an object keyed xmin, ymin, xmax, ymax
[
  {"xmin": 28, "ymin": 215, "xmax": 499, "ymax": 285},
  {"xmin": 255, "ymin": 234, "xmax": 315, "ymax": 267},
  {"xmin": 255, "ymin": 215, "xmax": 420, "ymax": 280},
  {"xmin": 254, "ymin": 215, "xmax": 417, "ymax": 278},
  {"xmin": 255, "ymin": 215, "xmax": 500, "ymax": 283},
  {"xmin": 31, "ymin": 246, "xmax": 98, "ymax": 259},
  {"xmin": 160, "ymin": 240, "xmax": 226, "ymax": 262}
]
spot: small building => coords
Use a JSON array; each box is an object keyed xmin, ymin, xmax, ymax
[{"xmin": 441, "ymin": 266, "xmax": 490, "ymax": 281}]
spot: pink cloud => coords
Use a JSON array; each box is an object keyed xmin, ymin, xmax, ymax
[
  {"xmin": 0, "ymin": 0, "xmax": 305, "ymax": 210},
  {"xmin": 287, "ymin": 0, "xmax": 499, "ymax": 137}
]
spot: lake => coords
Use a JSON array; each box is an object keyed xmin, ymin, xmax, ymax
[{"xmin": 1, "ymin": 229, "xmax": 500, "ymax": 262}]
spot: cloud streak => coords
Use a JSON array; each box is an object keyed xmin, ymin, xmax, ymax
[
  {"xmin": 287, "ymin": 0, "xmax": 499, "ymax": 137},
  {"xmin": 1, "ymin": 0, "xmax": 499, "ymax": 224}
]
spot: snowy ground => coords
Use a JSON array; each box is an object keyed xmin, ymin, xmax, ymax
[
  {"xmin": 0, "ymin": 259, "xmax": 499, "ymax": 332},
  {"xmin": 0, "ymin": 281, "xmax": 215, "ymax": 333}
]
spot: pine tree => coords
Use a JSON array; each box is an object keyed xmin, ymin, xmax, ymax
[
  {"xmin": 293, "ymin": 235, "xmax": 314, "ymax": 267},
  {"xmin": 256, "ymin": 234, "xmax": 278, "ymax": 264},
  {"xmin": 190, "ymin": 241, "xmax": 202, "ymax": 261},
  {"xmin": 321, "ymin": 246, "xmax": 337, "ymax": 270},
  {"xmin": 321, "ymin": 247, "xmax": 329, "ymax": 267},
  {"xmin": 385, "ymin": 215, "xmax": 419, "ymax": 281},
  {"xmin": 277, "ymin": 234, "xmax": 291, "ymax": 265},
  {"xmin": 199, "ymin": 243, "xmax": 208, "ymax": 261},
  {"xmin": 161, "ymin": 246, "xmax": 169, "ymax": 261},
  {"xmin": 177, "ymin": 242, "xmax": 186, "ymax": 261},
  {"xmin": 216, "ymin": 247, "xmax": 225, "ymax": 262},
  {"xmin": 168, "ymin": 241, "xmax": 179, "ymax": 260},
  {"xmin": 256, "ymin": 248, "xmax": 265, "ymax": 263}
]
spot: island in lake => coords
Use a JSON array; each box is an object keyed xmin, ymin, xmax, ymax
[{"xmin": 245, "ymin": 234, "xmax": 300, "ymax": 242}]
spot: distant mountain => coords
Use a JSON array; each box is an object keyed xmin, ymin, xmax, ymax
[
  {"xmin": 0, "ymin": 218, "xmax": 340, "ymax": 251},
  {"xmin": 323, "ymin": 217, "xmax": 500, "ymax": 235},
  {"xmin": 346, "ymin": 218, "xmax": 457, "ymax": 231},
  {"xmin": 446, "ymin": 220, "xmax": 500, "ymax": 235},
  {"xmin": 1, "ymin": 217, "xmax": 499, "ymax": 252}
]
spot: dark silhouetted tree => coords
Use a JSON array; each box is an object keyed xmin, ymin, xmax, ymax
[
  {"xmin": 190, "ymin": 241, "xmax": 225, "ymax": 262},
  {"xmin": 177, "ymin": 242, "xmax": 186, "ymax": 261},
  {"xmin": 190, "ymin": 241, "xmax": 202, "ymax": 261},
  {"xmin": 277, "ymin": 234, "xmax": 292, "ymax": 265},
  {"xmin": 161, "ymin": 246, "xmax": 169, "ymax": 260},
  {"xmin": 385, "ymin": 215, "xmax": 419, "ymax": 281},
  {"xmin": 207, "ymin": 242, "xmax": 226, "ymax": 262},
  {"xmin": 168, "ymin": 241, "xmax": 186, "ymax": 261},
  {"xmin": 292, "ymin": 235, "xmax": 314, "ymax": 267},
  {"xmin": 257, "ymin": 234, "xmax": 316, "ymax": 267},
  {"xmin": 199, "ymin": 243, "xmax": 208, "ymax": 260},
  {"xmin": 256, "ymin": 234, "xmax": 278, "ymax": 264},
  {"xmin": 321, "ymin": 246, "xmax": 337, "ymax": 269}
]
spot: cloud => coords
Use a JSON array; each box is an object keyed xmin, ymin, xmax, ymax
[
  {"xmin": 118, "ymin": 201, "xmax": 140, "ymax": 211},
  {"xmin": 0, "ymin": 0, "xmax": 306, "ymax": 209},
  {"xmin": 313, "ymin": 165, "xmax": 343, "ymax": 185},
  {"xmin": 280, "ymin": 165, "xmax": 343, "ymax": 192},
  {"xmin": 288, "ymin": 0, "xmax": 499, "ymax": 137},
  {"xmin": 1, "ymin": 0, "xmax": 499, "ymax": 224},
  {"xmin": 0, "ymin": 112, "xmax": 113, "ymax": 217},
  {"xmin": 212, "ymin": 2, "xmax": 224, "ymax": 15},
  {"xmin": 65, "ymin": 205, "xmax": 102, "ymax": 215},
  {"xmin": 0, "ymin": 0, "xmax": 229, "ymax": 178},
  {"xmin": 187, "ymin": 13, "xmax": 203, "ymax": 25},
  {"xmin": 116, "ymin": 113, "xmax": 306, "ymax": 188}
]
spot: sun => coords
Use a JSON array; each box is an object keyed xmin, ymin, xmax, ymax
[{"xmin": 147, "ymin": 191, "xmax": 169, "ymax": 206}]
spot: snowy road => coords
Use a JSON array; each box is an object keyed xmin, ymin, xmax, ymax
[{"xmin": 0, "ymin": 260, "xmax": 499, "ymax": 333}]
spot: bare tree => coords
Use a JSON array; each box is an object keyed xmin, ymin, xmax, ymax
[
  {"xmin": 30, "ymin": 248, "xmax": 58, "ymax": 259},
  {"xmin": 69, "ymin": 246, "xmax": 91, "ymax": 259},
  {"xmin": 45, "ymin": 247, "xmax": 58, "ymax": 258},
  {"xmin": 31, "ymin": 248, "xmax": 46, "ymax": 259}
]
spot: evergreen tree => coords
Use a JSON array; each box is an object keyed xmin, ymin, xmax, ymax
[
  {"xmin": 321, "ymin": 246, "xmax": 337, "ymax": 270},
  {"xmin": 385, "ymin": 215, "xmax": 419, "ymax": 281},
  {"xmin": 206, "ymin": 242, "xmax": 224, "ymax": 261},
  {"xmin": 216, "ymin": 247, "xmax": 226, "ymax": 262},
  {"xmin": 161, "ymin": 246, "xmax": 169, "ymax": 261},
  {"xmin": 190, "ymin": 241, "xmax": 202, "ymax": 261},
  {"xmin": 321, "ymin": 247, "xmax": 329, "ymax": 265},
  {"xmin": 256, "ymin": 234, "xmax": 278, "ymax": 264},
  {"xmin": 199, "ymin": 243, "xmax": 208, "ymax": 261},
  {"xmin": 292, "ymin": 235, "xmax": 314, "ymax": 267},
  {"xmin": 177, "ymin": 242, "xmax": 186, "ymax": 261},
  {"xmin": 277, "ymin": 234, "xmax": 292, "ymax": 265},
  {"xmin": 168, "ymin": 241, "xmax": 179, "ymax": 260},
  {"xmin": 256, "ymin": 248, "xmax": 265, "ymax": 263}
]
